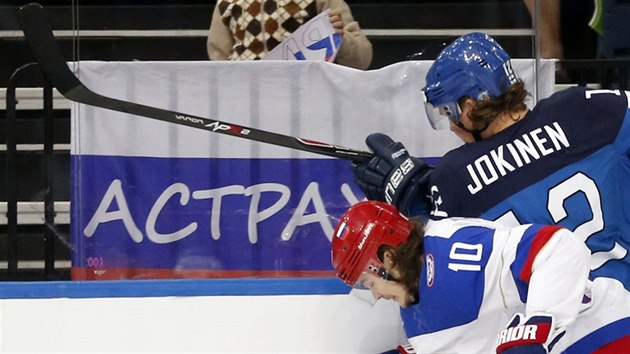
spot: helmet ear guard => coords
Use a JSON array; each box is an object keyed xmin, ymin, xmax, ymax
[
  {"xmin": 421, "ymin": 32, "xmax": 518, "ymax": 130},
  {"xmin": 331, "ymin": 201, "xmax": 412, "ymax": 287}
]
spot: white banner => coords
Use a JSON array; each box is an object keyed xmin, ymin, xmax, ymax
[
  {"xmin": 69, "ymin": 60, "xmax": 554, "ymax": 280},
  {"xmin": 71, "ymin": 59, "xmax": 553, "ymax": 159}
]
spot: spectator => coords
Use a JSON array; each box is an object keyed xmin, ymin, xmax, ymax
[
  {"xmin": 523, "ymin": 0, "xmax": 564, "ymax": 59},
  {"xmin": 207, "ymin": 0, "xmax": 373, "ymax": 70},
  {"xmin": 523, "ymin": 0, "xmax": 597, "ymax": 60},
  {"xmin": 592, "ymin": 0, "xmax": 630, "ymax": 59}
]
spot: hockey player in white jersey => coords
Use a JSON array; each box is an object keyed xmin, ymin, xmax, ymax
[{"xmin": 332, "ymin": 201, "xmax": 630, "ymax": 353}]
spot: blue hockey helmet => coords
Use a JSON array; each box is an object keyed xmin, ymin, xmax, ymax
[{"xmin": 421, "ymin": 32, "xmax": 519, "ymax": 129}]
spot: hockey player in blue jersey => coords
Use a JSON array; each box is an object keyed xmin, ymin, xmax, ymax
[
  {"xmin": 332, "ymin": 201, "xmax": 630, "ymax": 353},
  {"xmin": 351, "ymin": 32, "xmax": 630, "ymax": 292}
]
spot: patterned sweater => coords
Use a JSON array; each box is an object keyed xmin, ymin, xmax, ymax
[{"xmin": 207, "ymin": 0, "xmax": 373, "ymax": 69}]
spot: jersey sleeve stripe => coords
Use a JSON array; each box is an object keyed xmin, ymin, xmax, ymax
[
  {"xmin": 510, "ymin": 225, "xmax": 564, "ymax": 301},
  {"xmin": 518, "ymin": 225, "xmax": 563, "ymax": 283}
]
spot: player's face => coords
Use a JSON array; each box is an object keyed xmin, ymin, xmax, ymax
[
  {"xmin": 448, "ymin": 99, "xmax": 476, "ymax": 143},
  {"xmin": 449, "ymin": 119, "xmax": 475, "ymax": 143},
  {"xmin": 357, "ymin": 272, "xmax": 414, "ymax": 308},
  {"xmin": 356, "ymin": 251, "xmax": 414, "ymax": 308}
]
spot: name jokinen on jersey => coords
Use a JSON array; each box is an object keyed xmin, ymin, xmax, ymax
[{"xmin": 429, "ymin": 87, "xmax": 630, "ymax": 289}]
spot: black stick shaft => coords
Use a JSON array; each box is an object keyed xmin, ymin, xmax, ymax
[{"xmin": 18, "ymin": 2, "xmax": 373, "ymax": 163}]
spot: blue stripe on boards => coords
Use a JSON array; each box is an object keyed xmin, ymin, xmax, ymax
[{"xmin": 0, "ymin": 277, "xmax": 350, "ymax": 299}]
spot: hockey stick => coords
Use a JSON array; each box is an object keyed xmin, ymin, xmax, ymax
[{"xmin": 18, "ymin": 2, "xmax": 373, "ymax": 163}]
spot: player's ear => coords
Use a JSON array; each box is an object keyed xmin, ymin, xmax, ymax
[
  {"xmin": 457, "ymin": 98, "xmax": 477, "ymax": 125},
  {"xmin": 382, "ymin": 250, "xmax": 396, "ymax": 270},
  {"xmin": 462, "ymin": 97, "xmax": 477, "ymax": 113}
]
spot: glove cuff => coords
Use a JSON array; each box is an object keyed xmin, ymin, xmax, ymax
[
  {"xmin": 496, "ymin": 313, "xmax": 564, "ymax": 354},
  {"xmin": 396, "ymin": 341, "xmax": 416, "ymax": 354}
]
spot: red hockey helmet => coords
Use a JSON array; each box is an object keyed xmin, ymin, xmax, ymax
[{"xmin": 331, "ymin": 201, "xmax": 412, "ymax": 287}]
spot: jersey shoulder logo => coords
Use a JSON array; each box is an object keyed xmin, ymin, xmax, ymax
[
  {"xmin": 430, "ymin": 185, "xmax": 448, "ymax": 218},
  {"xmin": 426, "ymin": 253, "xmax": 435, "ymax": 287}
]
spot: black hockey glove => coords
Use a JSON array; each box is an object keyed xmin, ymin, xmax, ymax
[{"xmin": 351, "ymin": 133, "xmax": 432, "ymax": 215}]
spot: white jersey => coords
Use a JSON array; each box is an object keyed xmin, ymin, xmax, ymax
[{"xmin": 402, "ymin": 218, "xmax": 630, "ymax": 353}]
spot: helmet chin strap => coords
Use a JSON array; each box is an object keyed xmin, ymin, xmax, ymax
[
  {"xmin": 453, "ymin": 102, "xmax": 489, "ymax": 142},
  {"xmin": 455, "ymin": 121, "xmax": 488, "ymax": 142}
]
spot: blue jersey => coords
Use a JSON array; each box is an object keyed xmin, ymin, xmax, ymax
[
  {"xmin": 402, "ymin": 218, "xmax": 630, "ymax": 353},
  {"xmin": 428, "ymin": 87, "xmax": 630, "ymax": 290}
]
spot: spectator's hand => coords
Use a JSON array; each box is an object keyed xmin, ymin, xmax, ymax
[
  {"xmin": 328, "ymin": 9, "xmax": 344, "ymax": 36},
  {"xmin": 351, "ymin": 133, "xmax": 432, "ymax": 216}
]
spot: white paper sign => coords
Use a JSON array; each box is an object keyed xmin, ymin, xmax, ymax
[{"xmin": 263, "ymin": 9, "xmax": 341, "ymax": 62}]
